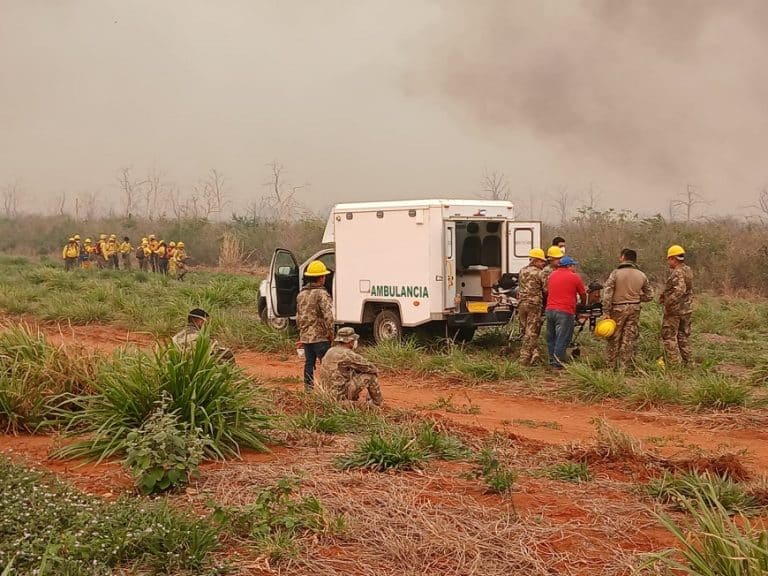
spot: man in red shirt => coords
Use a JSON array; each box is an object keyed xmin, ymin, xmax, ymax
[{"xmin": 545, "ymin": 256, "xmax": 586, "ymax": 368}]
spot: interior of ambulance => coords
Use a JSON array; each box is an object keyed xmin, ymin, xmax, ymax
[{"xmin": 454, "ymin": 220, "xmax": 504, "ymax": 304}]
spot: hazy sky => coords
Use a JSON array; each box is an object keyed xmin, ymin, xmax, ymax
[{"xmin": 1, "ymin": 1, "xmax": 767, "ymax": 219}]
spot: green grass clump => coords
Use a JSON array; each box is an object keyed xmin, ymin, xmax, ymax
[
  {"xmin": 212, "ymin": 478, "xmax": 344, "ymax": 562},
  {"xmin": 470, "ymin": 446, "xmax": 517, "ymax": 494},
  {"xmin": 291, "ymin": 393, "xmax": 383, "ymax": 435},
  {"xmin": 0, "ymin": 456, "xmax": 220, "ymax": 575},
  {"xmin": 688, "ymin": 374, "xmax": 752, "ymax": 410},
  {"xmin": 648, "ymin": 471, "xmax": 758, "ymax": 514},
  {"xmin": 563, "ymin": 364, "xmax": 628, "ymax": 401},
  {"xmin": 546, "ymin": 462, "xmax": 592, "ymax": 483},
  {"xmin": 631, "ymin": 374, "xmax": 684, "ymax": 408},
  {"xmin": 55, "ymin": 333, "xmax": 271, "ymax": 461},
  {"xmin": 365, "ymin": 338, "xmax": 425, "ymax": 372},
  {"xmin": 650, "ymin": 481, "xmax": 768, "ymax": 575},
  {"xmin": 336, "ymin": 421, "xmax": 467, "ymax": 472}
]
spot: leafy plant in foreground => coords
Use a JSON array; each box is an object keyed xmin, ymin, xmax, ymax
[
  {"xmin": 469, "ymin": 446, "xmax": 517, "ymax": 494},
  {"xmin": 648, "ymin": 471, "xmax": 758, "ymax": 514},
  {"xmin": 55, "ymin": 333, "xmax": 271, "ymax": 461},
  {"xmin": 125, "ymin": 395, "xmax": 208, "ymax": 494}
]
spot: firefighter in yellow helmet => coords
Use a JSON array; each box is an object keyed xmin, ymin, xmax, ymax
[
  {"xmin": 173, "ymin": 241, "xmax": 189, "ymax": 280},
  {"xmin": 139, "ymin": 238, "xmax": 151, "ymax": 272},
  {"xmin": 167, "ymin": 241, "xmax": 177, "ymax": 276},
  {"xmin": 148, "ymin": 234, "xmax": 159, "ymax": 272},
  {"xmin": 62, "ymin": 237, "xmax": 79, "ymax": 272},
  {"xmin": 660, "ymin": 245, "xmax": 694, "ymax": 365},
  {"xmin": 156, "ymin": 240, "xmax": 169, "ymax": 275},
  {"xmin": 296, "ymin": 260, "xmax": 334, "ymax": 391},
  {"xmin": 95, "ymin": 234, "xmax": 108, "ymax": 269},
  {"xmin": 81, "ymin": 238, "xmax": 94, "ymax": 269},
  {"xmin": 517, "ymin": 248, "xmax": 547, "ymax": 366},
  {"xmin": 119, "ymin": 236, "xmax": 133, "ymax": 270},
  {"xmin": 105, "ymin": 234, "xmax": 120, "ymax": 269}
]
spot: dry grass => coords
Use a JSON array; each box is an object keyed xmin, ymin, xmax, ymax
[{"xmin": 193, "ymin": 446, "xmax": 659, "ymax": 576}]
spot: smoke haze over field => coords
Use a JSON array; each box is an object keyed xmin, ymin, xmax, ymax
[{"xmin": 1, "ymin": 1, "xmax": 767, "ymax": 219}]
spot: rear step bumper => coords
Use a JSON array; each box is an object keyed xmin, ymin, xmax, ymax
[{"xmin": 446, "ymin": 310, "xmax": 513, "ymax": 328}]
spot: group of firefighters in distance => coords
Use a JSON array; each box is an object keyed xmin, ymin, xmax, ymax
[
  {"xmin": 517, "ymin": 237, "xmax": 693, "ymax": 370},
  {"xmin": 61, "ymin": 234, "xmax": 190, "ymax": 279}
]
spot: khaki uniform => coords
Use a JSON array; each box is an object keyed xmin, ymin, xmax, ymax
[
  {"xmin": 516, "ymin": 263, "xmax": 545, "ymax": 365},
  {"xmin": 661, "ymin": 264, "xmax": 694, "ymax": 364},
  {"xmin": 296, "ymin": 285, "xmax": 334, "ymax": 344},
  {"xmin": 172, "ymin": 325, "xmax": 234, "ymax": 363},
  {"xmin": 602, "ymin": 263, "xmax": 653, "ymax": 369},
  {"xmin": 316, "ymin": 345, "xmax": 382, "ymax": 405}
]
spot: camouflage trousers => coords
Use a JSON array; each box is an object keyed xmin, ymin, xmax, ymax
[
  {"xmin": 517, "ymin": 303, "xmax": 543, "ymax": 365},
  {"xmin": 335, "ymin": 374, "xmax": 383, "ymax": 406},
  {"xmin": 606, "ymin": 304, "xmax": 641, "ymax": 369},
  {"xmin": 662, "ymin": 312, "xmax": 692, "ymax": 365}
]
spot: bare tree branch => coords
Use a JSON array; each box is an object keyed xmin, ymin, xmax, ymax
[{"xmin": 480, "ymin": 169, "xmax": 510, "ymax": 201}]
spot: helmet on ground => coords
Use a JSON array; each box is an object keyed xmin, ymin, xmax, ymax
[
  {"xmin": 528, "ymin": 248, "xmax": 546, "ymax": 261},
  {"xmin": 546, "ymin": 246, "xmax": 564, "ymax": 259},
  {"xmin": 305, "ymin": 260, "xmax": 329, "ymax": 277},
  {"xmin": 68, "ymin": 237, "xmax": 75, "ymax": 242},
  {"xmin": 74, "ymin": 234, "xmax": 81, "ymax": 241},
  {"xmin": 177, "ymin": 241, "xmax": 185, "ymax": 248},
  {"xmin": 334, "ymin": 327, "xmax": 359, "ymax": 344},
  {"xmin": 169, "ymin": 241, "xmax": 176, "ymax": 247},
  {"xmin": 595, "ymin": 318, "xmax": 616, "ymax": 339},
  {"xmin": 667, "ymin": 245, "xmax": 685, "ymax": 258}
]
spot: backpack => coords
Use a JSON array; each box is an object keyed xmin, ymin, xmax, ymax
[{"xmin": 135, "ymin": 246, "xmax": 145, "ymax": 259}]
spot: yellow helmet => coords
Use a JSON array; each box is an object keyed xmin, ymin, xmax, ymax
[
  {"xmin": 169, "ymin": 241, "xmax": 176, "ymax": 247},
  {"xmin": 85, "ymin": 238, "xmax": 92, "ymax": 243},
  {"xmin": 546, "ymin": 246, "xmax": 564, "ymax": 259},
  {"xmin": 595, "ymin": 318, "xmax": 617, "ymax": 339},
  {"xmin": 177, "ymin": 241, "xmax": 185, "ymax": 248},
  {"xmin": 68, "ymin": 237, "xmax": 75, "ymax": 242},
  {"xmin": 109, "ymin": 234, "xmax": 116, "ymax": 240},
  {"xmin": 667, "ymin": 245, "xmax": 685, "ymax": 258},
  {"xmin": 304, "ymin": 260, "xmax": 329, "ymax": 277},
  {"xmin": 141, "ymin": 237, "xmax": 148, "ymax": 243},
  {"xmin": 99, "ymin": 234, "xmax": 107, "ymax": 240},
  {"xmin": 149, "ymin": 234, "xmax": 156, "ymax": 240},
  {"xmin": 74, "ymin": 234, "xmax": 81, "ymax": 241},
  {"xmin": 528, "ymin": 248, "xmax": 546, "ymax": 261}
]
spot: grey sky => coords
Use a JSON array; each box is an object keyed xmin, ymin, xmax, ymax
[{"xmin": 1, "ymin": 1, "xmax": 766, "ymax": 220}]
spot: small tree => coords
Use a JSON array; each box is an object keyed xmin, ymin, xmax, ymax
[{"xmin": 480, "ymin": 169, "xmax": 510, "ymax": 201}]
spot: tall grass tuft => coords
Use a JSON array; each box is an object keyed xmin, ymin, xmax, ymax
[
  {"xmin": 649, "ymin": 471, "xmax": 758, "ymax": 514},
  {"xmin": 563, "ymin": 364, "xmax": 628, "ymax": 401},
  {"xmin": 651, "ymin": 480, "xmax": 768, "ymax": 575},
  {"xmin": 55, "ymin": 333, "xmax": 271, "ymax": 461},
  {"xmin": 689, "ymin": 374, "xmax": 752, "ymax": 410}
]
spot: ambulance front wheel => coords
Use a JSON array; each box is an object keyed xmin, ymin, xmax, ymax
[{"xmin": 372, "ymin": 309, "xmax": 402, "ymax": 344}]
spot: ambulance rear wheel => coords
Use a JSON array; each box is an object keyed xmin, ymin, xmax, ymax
[{"xmin": 373, "ymin": 309, "xmax": 402, "ymax": 344}]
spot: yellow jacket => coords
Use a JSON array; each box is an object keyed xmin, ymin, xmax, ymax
[
  {"xmin": 104, "ymin": 240, "xmax": 119, "ymax": 257},
  {"xmin": 149, "ymin": 239, "xmax": 159, "ymax": 253},
  {"xmin": 62, "ymin": 243, "xmax": 79, "ymax": 259},
  {"xmin": 142, "ymin": 244, "xmax": 152, "ymax": 257},
  {"xmin": 173, "ymin": 248, "xmax": 187, "ymax": 263},
  {"xmin": 119, "ymin": 241, "xmax": 132, "ymax": 255},
  {"xmin": 156, "ymin": 245, "xmax": 167, "ymax": 258}
]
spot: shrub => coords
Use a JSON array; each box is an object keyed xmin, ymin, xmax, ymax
[
  {"xmin": 55, "ymin": 334, "xmax": 271, "ymax": 461},
  {"xmin": 413, "ymin": 421, "xmax": 470, "ymax": 460},
  {"xmin": 336, "ymin": 429, "xmax": 429, "ymax": 472},
  {"xmin": 212, "ymin": 478, "xmax": 343, "ymax": 562},
  {"xmin": 125, "ymin": 396, "xmax": 208, "ymax": 494}
]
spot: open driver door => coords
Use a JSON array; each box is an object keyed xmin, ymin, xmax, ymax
[{"xmin": 267, "ymin": 248, "xmax": 300, "ymax": 319}]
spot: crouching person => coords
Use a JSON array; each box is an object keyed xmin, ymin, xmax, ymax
[
  {"xmin": 316, "ymin": 327, "xmax": 383, "ymax": 406},
  {"xmin": 172, "ymin": 308, "xmax": 235, "ymax": 363}
]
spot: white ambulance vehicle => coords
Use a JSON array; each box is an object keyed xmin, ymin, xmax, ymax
[{"xmin": 258, "ymin": 199, "xmax": 541, "ymax": 343}]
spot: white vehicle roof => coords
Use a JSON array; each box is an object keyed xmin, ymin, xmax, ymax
[{"xmin": 331, "ymin": 199, "xmax": 513, "ymax": 211}]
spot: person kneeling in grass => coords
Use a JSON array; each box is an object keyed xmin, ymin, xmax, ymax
[
  {"xmin": 172, "ymin": 308, "xmax": 235, "ymax": 363},
  {"xmin": 316, "ymin": 327, "xmax": 383, "ymax": 406}
]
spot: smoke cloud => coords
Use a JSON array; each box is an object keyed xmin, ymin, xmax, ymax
[{"xmin": 409, "ymin": 0, "xmax": 768, "ymax": 206}]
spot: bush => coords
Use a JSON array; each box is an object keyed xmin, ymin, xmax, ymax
[
  {"xmin": 55, "ymin": 334, "xmax": 271, "ymax": 461},
  {"xmin": 546, "ymin": 462, "xmax": 592, "ymax": 483},
  {"xmin": 336, "ymin": 429, "xmax": 429, "ymax": 472},
  {"xmin": 125, "ymin": 396, "xmax": 208, "ymax": 494},
  {"xmin": 212, "ymin": 478, "xmax": 344, "ymax": 562}
]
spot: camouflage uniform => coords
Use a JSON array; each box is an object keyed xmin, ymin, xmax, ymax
[
  {"xmin": 316, "ymin": 344, "xmax": 383, "ymax": 406},
  {"xmin": 171, "ymin": 325, "xmax": 235, "ymax": 363},
  {"xmin": 296, "ymin": 284, "xmax": 334, "ymax": 390},
  {"xmin": 602, "ymin": 263, "xmax": 653, "ymax": 369},
  {"xmin": 661, "ymin": 264, "xmax": 694, "ymax": 364},
  {"xmin": 517, "ymin": 263, "xmax": 546, "ymax": 365}
]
